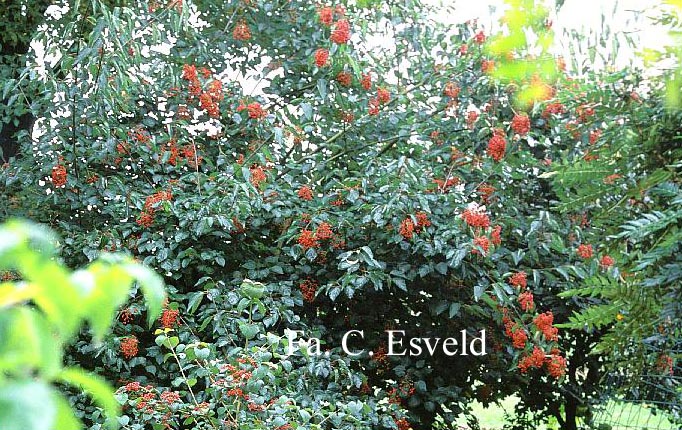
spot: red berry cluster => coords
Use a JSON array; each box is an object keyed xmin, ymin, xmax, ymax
[
  {"xmin": 491, "ymin": 225, "xmax": 502, "ymax": 246},
  {"xmin": 517, "ymin": 346, "xmax": 545, "ymax": 373},
  {"xmin": 518, "ymin": 346, "xmax": 566, "ymax": 379},
  {"xmin": 298, "ymin": 220, "xmax": 341, "ymax": 251},
  {"xmin": 461, "ymin": 206, "xmax": 491, "ymax": 229},
  {"xmin": 336, "ymin": 71, "xmax": 352, "ymax": 87},
  {"xmin": 460, "ymin": 203, "xmax": 501, "ymax": 256},
  {"xmin": 367, "ymin": 87, "xmax": 390, "ymax": 116},
  {"xmin": 137, "ymin": 190, "xmax": 173, "ymax": 228},
  {"xmin": 129, "ymin": 126, "xmax": 151, "ymax": 144},
  {"xmin": 534, "ymin": 311, "xmax": 559, "ymax": 341},
  {"xmin": 399, "ymin": 211, "xmax": 430, "ymax": 240},
  {"xmin": 368, "ymin": 98, "xmax": 380, "ymax": 116},
  {"xmin": 119, "ymin": 308, "xmax": 135, "ymax": 325},
  {"xmin": 655, "ymin": 354, "xmax": 674, "ymax": 375},
  {"xmin": 331, "ymin": 19, "xmax": 351, "ymax": 44},
  {"xmin": 233, "ymin": 20, "xmax": 252, "ymax": 41},
  {"xmin": 313, "ymin": 7, "xmax": 349, "ymax": 73},
  {"xmin": 315, "ymin": 222, "xmax": 334, "ymax": 240},
  {"xmin": 576, "ymin": 104, "xmax": 595, "ymax": 122},
  {"xmin": 394, "ymin": 418, "xmax": 411, "ymax": 430},
  {"xmin": 443, "ymin": 82, "xmax": 460, "ymax": 98},
  {"xmin": 299, "ymin": 279, "xmax": 318, "ymax": 303},
  {"xmin": 163, "ymin": 139, "xmax": 202, "ymax": 168},
  {"xmin": 160, "ymin": 308, "xmax": 179, "ymax": 329},
  {"xmin": 511, "ymin": 113, "xmax": 531, "ymax": 135},
  {"xmin": 361, "ymin": 72, "xmax": 372, "ymax": 90},
  {"xmin": 377, "ymin": 87, "xmax": 391, "ymax": 104},
  {"xmin": 589, "ymin": 128, "xmax": 602, "ymax": 144},
  {"xmin": 340, "ymin": 110, "xmax": 355, "ymax": 123},
  {"xmin": 214, "ymin": 357, "xmax": 263, "ymax": 412},
  {"xmin": 117, "ymin": 382, "xmax": 182, "ymax": 422},
  {"xmin": 297, "ymin": 185, "xmax": 314, "ymax": 201},
  {"xmin": 160, "ymin": 391, "xmax": 181, "ymax": 405},
  {"xmin": 472, "ymin": 235, "xmax": 490, "ymax": 255},
  {"xmin": 477, "ymin": 183, "xmax": 495, "ymax": 204},
  {"xmin": 487, "ymin": 128, "xmax": 507, "ymax": 162},
  {"xmin": 600, "ymin": 254, "xmax": 615, "ymax": 268},
  {"xmin": 237, "ymin": 101, "xmax": 267, "ymax": 120},
  {"xmin": 542, "ymin": 102, "xmax": 565, "ymax": 118},
  {"xmin": 518, "ymin": 290, "xmax": 535, "ymax": 312},
  {"xmin": 545, "ymin": 351, "xmax": 567, "ymax": 378},
  {"xmin": 249, "ymin": 164, "xmax": 268, "ymax": 188},
  {"xmin": 509, "ymin": 271, "xmax": 527, "ymax": 289},
  {"xmin": 466, "ymin": 110, "xmax": 479, "ymax": 129},
  {"xmin": 576, "ymin": 243, "xmax": 593, "ymax": 259},
  {"xmin": 503, "ymin": 314, "xmax": 529, "ymax": 349},
  {"xmin": 473, "ymin": 30, "xmax": 486, "ymax": 44},
  {"xmin": 387, "ymin": 381, "xmax": 415, "ymax": 405},
  {"xmin": 500, "ymin": 272, "xmax": 566, "ymax": 378},
  {"xmin": 180, "ymin": 64, "xmax": 224, "ymax": 119},
  {"xmin": 298, "ymin": 229, "xmax": 318, "ymax": 250},
  {"xmin": 371, "ymin": 344, "xmax": 389, "ymax": 366},
  {"xmin": 318, "ymin": 6, "xmax": 334, "ymax": 26},
  {"xmin": 431, "ymin": 176, "xmax": 460, "ymax": 193},
  {"xmin": 314, "ymin": 48, "xmax": 329, "ymax": 67},
  {"xmin": 603, "ymin": 174, "xmax": 621, "ymax": 185},
  {"xmin": 51, "ymin": 163, "xmax": 67, "ymax": 187},
  {"xmin": 120, "ymin": 336, "xmax": 139, "ymax": 359}
]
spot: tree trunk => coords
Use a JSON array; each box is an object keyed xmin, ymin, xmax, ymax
[{"xmin": 563, "ymin": 398, "xmax": 578, "ymax": 430}]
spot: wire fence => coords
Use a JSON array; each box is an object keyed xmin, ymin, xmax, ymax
[{"xmin": 590, "ymin": 344, "xmax": 681, "ymax": 430}]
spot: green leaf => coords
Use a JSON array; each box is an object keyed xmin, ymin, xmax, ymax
[
  {"xmin": 317, "ymin": 78, "xmax": 327, "ymax": 99},
  {"xmin": 186, "ymin": 292, "xmax": 204, "ymax": 315},
  {"xmin": 122, "ymin": 261, "xmax": 166, "ymax": 327},
  {"xmin": 239, "ymin": 322, "xmax": 260, "ymax": 340},
  {"xmin": 0, "ymin": 221, "xmax": 80, "ymax": 339},
  {"xmin": 58, "ymin": 367, "xmax": 119, "ymax": 430},
  {"xmin": 448, "ymin": 303, "xmax": 461, "ymax": 318},
  {"xmin": 52, "ymin": 392, "xmax": 81, "ymax": 430},
  {"xmin": 0, "ymin": 381, "xmax": 56, "ymax": 430},
  {"xmin": 0, "ymin": 308, "xmax": 62, "ymax": 378},
  {"xmin": 240, "ymin": 279, "xmax": 265, "ymax": 300},
  {"xmin": 73, "ymin": 263, "xmax": 131, "ymax": 340}
]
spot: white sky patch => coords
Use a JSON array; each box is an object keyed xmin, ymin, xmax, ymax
[
  {"xmin": 44, "ymin": 4, "xmax": 69, "ymax": 20},
  {"xmin": 425, "ymin": 0, "xmax": 671, "ymax": 72}
]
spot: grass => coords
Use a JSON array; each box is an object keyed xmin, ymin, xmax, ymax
[{"xmin": 452, "ymin": 396, "xmax": 676, "ymax": 430}]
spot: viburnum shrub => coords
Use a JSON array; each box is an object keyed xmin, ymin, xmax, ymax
[{"xmin": 3, "ymin": 1, "xmax": 670, "ymax": 429}]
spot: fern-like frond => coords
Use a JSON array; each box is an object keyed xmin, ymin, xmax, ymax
[
  {"xmin": 550, "ymin": 161, "xmax": 612, "ymax": 189},
  {"xmin": 558, "ymin": 275, "xmax": 617, "ymax": 298},
  {"xmin": 558, "ymin": 303, "xmax": 620, "ymax": 331},
  {"xmin": 616, "ymin": 210, "xmax": 681, "ymax": 241}
]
